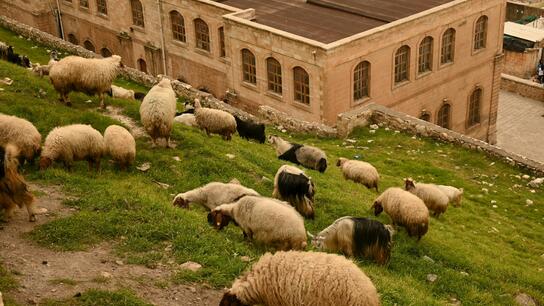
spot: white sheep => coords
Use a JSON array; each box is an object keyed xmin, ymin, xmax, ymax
[
  {"xmin": 31, "ymin": 51, "xmax": 58, "ymax": 77},
  {"xmin": 109, "ymin": 84, "xmax": 135, "ymax": 100},
  {"xmin": 0, "ymin": 113, "xmax": 41, "ymax": 165},
  {"xmin": 174, "ymin": 113, "xmax": 198, "ymax": 127},
  {"xmin": 139, "ymin": 78, "xmax": 177, "ymax": 147},
  {"xmin": 103, "ymin": 125, "xmax": 136, "ymax": 170},
  {"xmin": 372, "ymin": 187, "xmax": 429, "ymax": 240},
  {"xmin": 39, "ymin": 124, "xmax": 105, "ymax": 171},
  {"xmin": 273, "ymin": 164, "xmax": 315, "ymax": 219},
  {"xmin": 337, "ymin": 157, "xmax": 380, "ymax": 192},
  {"xmin": 48, "ymin": 55, "xmax": 123, "ymax": 108},
  {"xmin": 209, "ymin": 196, "xmax": 307, "ymax": 250},
  {"xmin": 220, "ymin": 251, "xmax": 380, "ymax": 306},
  {"xmin": 173, "ymin": 180, "xmax": 259, "ymax": 210},
  {"xmin": 268, "ymin": 135, "xmax": 328, "ymax": 173},
  {"xmin": 405, "ymin": 178, "xmax": 449, "ymax": 217},
  {"xmin": 310, "ymin": 216, "xmax": 393, "ymax": 265},
  {"xmin": 437, "ymin": 185, "xmax": 463, "ymax": 207},
  {"xmin": 193, "ymin": 99, "xmax": 237, "ymax": 140}
]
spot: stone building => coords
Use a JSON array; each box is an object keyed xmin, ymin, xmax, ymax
[{"xmin": 0, "ymin": 0, "xmax": 505, "ymax": 142}]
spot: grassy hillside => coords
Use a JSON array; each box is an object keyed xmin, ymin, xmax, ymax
[{"xmin": 1, "ymin": 27, "xmax": 543, "ymax": 305}]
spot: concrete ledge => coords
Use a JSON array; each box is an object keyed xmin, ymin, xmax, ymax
[{"xmin": 501, "ymin": 73, "xmax": 544, "ymax": 101}]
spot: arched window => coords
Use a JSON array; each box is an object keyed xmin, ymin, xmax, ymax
[
  {"xmin": 293, "ymin": 67, "xmax": 310, "ymax": 105},
  {"xmin": 83, "ymin": 40, "xmax": 95, "ymax": 52},
  {"xmin": 138, "ymin": 58, "xmax": 147, "ymax": 73},
  {"xmin": 437, "ymin": 104, "xmax": 451, "ymax": 129},
  {"xmin": 420, "ymin": 112, "xmax": 431, "ymax": 122},
  {"xmin": 394, "ymin": 45, "xmax": 410, "ymax": 84},
  {"xmin": 474, "ymin": 16, "xmax": 488, "ymax": 50},
  {"xmin": 241, "ymin": 49, "xmax": 256, "ymax": 84},
  {"xmin": 170, "ymin": 11, "xmax": 185, "ymax": 42},
  {"xmin": 96, "ymin": 0, "xmax": 107, "ymax": 15},
  {"xmin": 80, "ymin": 0, "xmax": 89, "ymax": 8},
  {"xmin": 218, "ymin": 27, "xmax": 226, "ymax": 57},
  {"xmin": 468, "ymin": 88, "xmax": 482, "ymax": 127},
  {"xmin": 353, "ymin": 61, "xmax": 370, "ymax": 101},
  {"xmin": 100, "ymin": 48, "xmax": 112, "ymax": 58},
  {"xmin": 418, "ymin": 36, "xmax": 433, "ymax": 74},
  {"xmin": 131, "ymin": 0, "xmax": 144, "ymax": 27},
  {"xmin": 266, "ymin": 57, "xmax": 282, "ymax": 94},
  {"xmin": 67, "ymin": 33, "xmax": 79, "ymax": 45},
  {"xmin": 441, "ymin": 28, "xmax": 455, "ymax": 64},
  {"xmin": 194, "ymin": 18, "xmax": 210, "ymax": 51}
]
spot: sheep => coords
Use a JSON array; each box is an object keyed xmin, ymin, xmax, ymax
[
  {"xmin": 5, "ymin": 46, "xmax": 31, "ymax": 68},
  {"xmin": 193, "ymin": 99, "xmax": 237, "ymax": 140},
  {"xmin": 106, "ymin": 84, "xmax": 146, "ymax": 101},
  {"xmin": 175, "ymin": 102, "xmax": 195, "ymax": 116},
  {"xmin": 103, "ymin": 125, "xmax": 136, "ymax": 170},
  {"xmin": 309, "ymin": 216, "xmax": 393, "ymax": 265},
  {"xmin": 268, "ymin": 135, "xmax": 328, "ymax": 173},
  {"xmin": 437, "ymin": 184, "xmax": 463, "ymax": 207},
  {"xmin": 48, "ymin": 55, "xmax": 123, "ymax": 108},
  {"xmin": 405, "ymin": 178, "xmax": 449, "ymax": 217},
  {"xmin": 208, "ymin": 195, "xmax": 307, "ymax": 250},
  {"xmin": 139, "ymin": 78, "xmax": 177, "ymax": 147},
  {"xmin": 0, "ymin": 42, "xmax": 8, "ymax": 61},
  {"xmin": 173, "ymin": 180, "xmax": 259, "ymax": 210},
  {"xmin": 174, "ymin": 113, "xmax": 198, "ymax": 127},
  {"xmin": 372, "ymin": 187, "xmax": 429, "ymax": 240},
  {"xmin": 220, "ymin": 251, "xmax": 380, "ymax": 306},
  {"xmin": 1, "ymin": 144, "xmax": 36, "ymax": 222},
  {"xmin": 39, "ymin": 124, "xmax": 105, "ymax": 171},
  {"xmin": 31, "ymin": 50, "xmax": 58, "ymax": 77},
  {"xmin": 336, "ymin": 157, "xmax": 379, "ymax": 192},
  {"xmin": 234, "ymin": 115, "xmax": 266, "ymax": 143},
  {"xmin": 0, "ymin": 113, "xmax": 42, "ymax": 165},
  {"xmin": 272, "ymin": 164, "xmax": 315, "ymax": 219}
]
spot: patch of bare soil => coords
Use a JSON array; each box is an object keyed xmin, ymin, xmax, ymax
[
  {"xmin": 103, "ymin": 106, "xmax": 147, "ymax": 139},
  {"xmin": 0, "ymin": 183, "xmax": 223, "ymax": 305}
]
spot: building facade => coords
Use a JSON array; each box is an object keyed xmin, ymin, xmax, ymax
[{"xmin": 1, "ymin": 0, "xmax": 505, "ymax": 142}]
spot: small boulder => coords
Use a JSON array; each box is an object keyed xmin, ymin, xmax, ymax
[
  {"xmin": 514, "ymin": 293, "xmax": 537, "ymax": 306},
  {"xmin": 426, "ymin": 274, "xmax": 438, "ymax": 283},
  {"xmin": 180, "ymin": 261, "xmax": 202, "ymax": 272},
  {"xmin": 528, "ymin": 178, "xmax": 543, "ymax": 188},
  {"xmin": 369, "ymin": 124, "xmax": 379, "ymax": 130}
]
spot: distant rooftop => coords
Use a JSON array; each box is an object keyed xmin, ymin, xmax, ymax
[
  {"xmin": 216, "ymin": 0, "xmax": 455, "ymax": 43},
  {"xmin": 504, "ymin": 21, "xmax": 544, "ymax": 43}
]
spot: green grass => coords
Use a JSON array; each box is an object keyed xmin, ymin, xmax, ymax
[{"xmin": 1, "ymin": 26, "xmax": 544, "ymax": 305}]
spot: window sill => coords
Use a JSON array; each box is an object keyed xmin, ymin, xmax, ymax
[
  {"xmin": 194, "ymin": 48, "xmax": 212, "ymax": 58},
  {"xmin": 79, "ymin": 7, "xmax": 90, "ymax": 12},
  {"xmin": 392, "ymin": 80, "xmax": 410, "ymax": 90},
  {"xmin": 97, "ymin": 13, "xmax": 109, "ymax": 20},
  {"xmin": 465, "ymin": 122, "xmax": 482, "ymax": 132},
  {"xmin": 471, "ymin": 47, "xmax": 486, "ymax": 56},
  {"xmin": 291, "ymin": 101, "xmax": 312, "ymax": 113},
  {"xmin": 241, "ymin": 82, "xmax": 259, "ymax": 93},
  {"xmin": 265, "ymin": 91, "xmax": 283, "ymax": 101},
  {"xmin": 416, "ymin": 70, "xmax": 432, "ymax": 80},
  {"xmin": 439, "ymin": 61, "xmax": 454, "ymax": 70},
  {"xmin": 171, "ymin": 40, "xmax": 188, "ymax": 48},
  {"xmin": 130, "ymin": 26, "xmax": 145, "ymax": 34},
  {"xmin": 218, "ymin": 57, "xmax": 230, "ymax": 65},
  {"xmin": 352, "ymin": 96, "xmax": 371, "ymax": 106},
  {"xmin": 63, "ymin": 1, "xmax": 73, "ymax": 7}
]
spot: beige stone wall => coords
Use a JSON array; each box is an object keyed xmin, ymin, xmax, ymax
[
  {"xmin": 501, "ymin": 73, "xmax": 544, "ymax": 101},
  {"xmin": 0, "ymin": 0, "xmax": 56, "ymax": 34},
  {"xmin": 503, "ymin": 49, "xmax": 541, "ymax": 79},
  {"xmin": 322, "ymin": 0, "xmax": 505, "ymax": 142}
]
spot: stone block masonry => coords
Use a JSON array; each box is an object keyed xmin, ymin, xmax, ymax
[{"xmin": 501, "ymin": 74, "xmax": 544, "ymax": 102}]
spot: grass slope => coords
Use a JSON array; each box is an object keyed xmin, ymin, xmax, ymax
[{"xmin": 1, "ymin": 27, "xmax": 543, "ymax": 305}]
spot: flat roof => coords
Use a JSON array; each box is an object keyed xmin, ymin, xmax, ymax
[
  {"xmin": 216, "ymin": 0, "xmax": 455, "ymax": 43},
  {"xmin": 504, "ymin": 21, "xmax": 544, "ymax": 43}
]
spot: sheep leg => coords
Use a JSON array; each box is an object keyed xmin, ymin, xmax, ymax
[
  {"xmin": 204, "ymin": 128, "xmax": 211, "ymax": 137},
  {"xmin": 63, "ymin": 160, "xmax": 72, "ymax": 171},
  {"xmin": 94, "ymin": 158, "xmax": 101, "ymax": 172},
  {"xmin": 99, "ymin": 93, "xmax": 106, "ymax": 109},
  {"xmin": 26, "ymin": 201, "xmax": 37, "ymax": 222},
  {"xmin": 166, "ymin": 137, "xmax": 173, "ymax": 149}
]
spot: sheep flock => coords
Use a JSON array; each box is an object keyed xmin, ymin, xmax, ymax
[{"xmin": 2, "ymin": 43, "xmax": 502, "ymax": 306}]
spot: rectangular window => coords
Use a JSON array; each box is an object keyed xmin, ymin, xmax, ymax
[
  {"xmin": 418, "ymin": 37, "xmax": 433, "ymax": 74},
  {"xmin": 353, "ymin": 61, "xmax": 370, "ymax": 100},
  {"xmin": 97, "ymin": 0, "xmax": 107, "ymax": 15},
  {"xmin": 242, "ymin": 50, "xmax": 256, "ymax": 84},
  {"xmin": 441, "ymin": 29, "xmax": 455, "ymax": 64}
]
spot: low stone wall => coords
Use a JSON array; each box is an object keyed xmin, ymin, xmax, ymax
[
  {"xmin": 501, "ymin": 73, "xmax": 544, "ymax": 101},
  {"xmin": 258, "ymin": 106, "xmax": 337, "ymax": 137},
  {"xmin": 337, "ymin": 103, "xmax": 544, "ymax": 175}
]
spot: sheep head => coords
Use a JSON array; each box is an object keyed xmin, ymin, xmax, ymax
[
  {"xmin": 372, "ymin": 201, "xmax": 383, "ymax": 216},
  {"xmin": 207, "ymin": 210, "xmax": 231, "ymax": 230},
  {"xmin": 404, "ymin": 178, "xmax": 416, "ymax": 191},
  {"xmin": 336, "ymin": 158, "xmax": 347, "ymax": 167},
  {"xmin": 172, "ymin": 195, "xmax": 189, "ymax": 209},
  {"xmin": 219, "ymin": 292, "xmax": 248, "ymax": 306},
  {"xmin": 267, "ymin": 135, "xmax": 278, "ymax": 144},
  {"xmin": 39, "ymin": 156, "xmax": 52, "ymax": 170}
]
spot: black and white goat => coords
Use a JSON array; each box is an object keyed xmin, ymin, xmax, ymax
[
  {"xmin": 273, "ymin": 165, "xmax": 315, "ymax": 219},
  {"xmin": 234, "ymin": 115, "xmax": 265, "ymax": 143},
  {"xmin": 268, "ymin": 135, "xmax": 328, "ymax": 173}
]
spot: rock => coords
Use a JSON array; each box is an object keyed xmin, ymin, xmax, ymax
[
  {"xmin": 180, "ymin": 261, "xmax": 202, "ymax": 272},
  {"xmin": 369, "ymin": 124, "xmax": 379, "ymax": 130},
  {"xmin": 101, "ymin": 272, "xmax": 112, "ymax": 278},
  {"xmin": 514, "ymin": 293, "xmax": 537, "ymax": 306},
  {"xmin": 522, "ymin": 175, "xmax": 530, "ymax": 180},
  {"xmin": 482, "ymin": 188, "xmax": 489, "ymax": 194},
  {"xmin": 172, "ymin": 156, "xmax": 181, "ymax": 161},
  {"xmin": 426, "ymin": 274, "xmax": 438, "ymax": 283},
  {"xmin": 384, "ymin": 127, "xmax": 390, "ymax": 131},
  {"xmin": 422, "ymin": 255, "xmax": 435, "ymax": 263},
  {"xmin": 491, "ymin": 200, "xmax": 497, "ymax": 204},
  {"xmin": 0, "ymin": 78, "xmax": 13, "ymax": 86},
  {"xmin": 492, "ymin": 205, "xmax": 498, "ymax": 208},
  {"xmin": 0, "ymin": 291, "xmax": 3, "ymax": 306},
  {"xmin": 346, "ymin": 139, "xmax": 357, "ymax": 143},
  {"xmin": 27, "ymin": 298, "xmax": 39, "ymax": 305},
  {"xmin": 153, "ymin": 180, "xmax": 171, "ymax": 189},
  {"xmin": 526, "ymin": 200, "xmax": 534, "ymax": 206},
  {"xmin": 115, "ymin": 260, "xmax": 124, "ymax": 266},
  {"xmin": 136, "ymin": 162, "xmax": 151, "ymax": 172},
  {"xmin": 226, "ymin": 154, "xmax": 235, "ymax": 159},
  {"xmin": 529, "ymin": 190, "xmax": 536, "ymax": 194},
  {"xmin": 460, "ymin": 271, "xmax": 469, "ymax": 276},
  {"xmin": 189, "ymin": 287, "xmax": 197, "ymax": 293},
  {"xmin": 84, "ymin": 99, "xmax": 92, "ymax": 103},
  {"xmin": 369, "ymin": 130, "xmax": 376, "ymax": 134},
  {"xmin": 37, "ymin": 207, "xmax": 48, "ymax": 214},
  {"xmin": 281, "ymin": 129, "xmax": 287, "ymax": 133},
  {"xmin": 367, "ymin": 140, "xmax": 374, "ymax": 143},
  {"xmin": 528, "ymin": 178, "xmax": 543, "ymax": 188},
  {"xmin": 449, "ymin": 297, "xmax": 461, "ymax": 305},
  {"xmin": 240, "ymin": 256, "xmax": 251, "ymax": 262},
  {"xmin": 261, "ymin": 176, "xmax": 271, "ymax": 183}
]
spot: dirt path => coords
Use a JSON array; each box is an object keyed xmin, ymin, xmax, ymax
[
  {"xmin": 103, "ymin": 106, "xmax": 147, "ymax": 139},
  {"xmin": 0, "ymin": 184, "xmax": 223, "ymax": 305}
]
